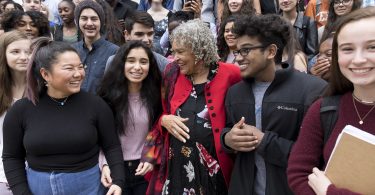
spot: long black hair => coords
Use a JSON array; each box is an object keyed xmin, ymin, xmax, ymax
[
  {"xmin": 97, "ymin": 41, "xmax": 162, "ymax": 134},
  {"xmin": 217, "ymin": 15, "xmax": 238, "ymax": 62}
]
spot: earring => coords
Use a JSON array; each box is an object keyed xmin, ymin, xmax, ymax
[{"xmin": 44, "ymin": 81, "xmax": 49, "ymax": 87}]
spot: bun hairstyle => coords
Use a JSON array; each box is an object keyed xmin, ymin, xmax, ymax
[{"xmin": 26, "ymin": 38, "xmax": 78, "ymax": 104}]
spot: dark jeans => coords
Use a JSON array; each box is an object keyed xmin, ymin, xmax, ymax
[{"xmin": 123, "ymin": 159, "xmax": 148, "ymax": 195}]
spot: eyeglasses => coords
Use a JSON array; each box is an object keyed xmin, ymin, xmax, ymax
[
  {"xmin": 334, "ymin": 0, "xmax": 352, "ymax": 6},
  {"xmin": 233, "ymin": 45, "xmax": 266, "ymax": 57}
]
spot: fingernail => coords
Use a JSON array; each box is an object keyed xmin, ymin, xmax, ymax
[{"xmin": 183, "ymin": 139, "xmax": 186, "ymax": 143}]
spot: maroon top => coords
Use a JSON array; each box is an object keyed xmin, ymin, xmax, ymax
[{"xmin": 287, "ymin": 92, "xmax": 375, "ymax": 195}]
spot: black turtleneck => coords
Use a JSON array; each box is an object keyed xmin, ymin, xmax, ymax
[{"xmin": 3, "ymin": 91, "xmax": 124, "ymax": 194}]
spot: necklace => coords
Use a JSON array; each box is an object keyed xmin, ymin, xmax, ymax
[
  {"xmin": 352, "ymin": 95, "xmax": 375, "ymax": 125},
  {"xmin": 352, "ymin": 93, "xmax": 375, "ymax": 105},
  {"xmin": 49, "ymin": 95, "xmax": 69, "ymax": 106}
]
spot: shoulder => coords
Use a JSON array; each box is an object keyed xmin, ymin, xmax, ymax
[
  {"xmin": 75, "ymin": 91, "xmax": 113, "ymax": 113},
  {"xmin": 217, "ymin": 62, "xmax": 241, "ymax": 76},
  {"xmin": 227, "ymin": 80, "xmax": 249, "ymax": 95},
  {"xmin": 72, "ymin": 41, "xmax": 83, "ymax": 49},
  {"xmin": 6, "ymin": 98, "xmax": 33, "ymax": 117},
  {"xmin": 76, "ymin": 91, "xmax": 105, "ymax": 104},
  {"xmin": 104, "ymin": 41, "xmax": 119, "ymax": 51},
  {"xmin": 153, "ymin": 51, "xmax": 168, "ymax": 61},
  {"xmin": 292, "ymin": 70, "xmax": 326, "ymax": 87}
]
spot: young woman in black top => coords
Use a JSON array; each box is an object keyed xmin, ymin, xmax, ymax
[{"xmin": 2, "ymin": 38, "xmax": 124, "ymax": 195}]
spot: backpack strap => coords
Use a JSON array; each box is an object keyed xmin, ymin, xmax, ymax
[{"xmin": 320, "ymin": 95, "xmax": 341, "ymax": 145}]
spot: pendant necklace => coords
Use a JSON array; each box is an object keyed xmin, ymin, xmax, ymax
[
  {"xmin": 352, "ymin": 94, "xmax": 375, "ymax": 125},
  {"xmin": 49, "ymin": 95, "xmax": 69, "ymax": 106}
]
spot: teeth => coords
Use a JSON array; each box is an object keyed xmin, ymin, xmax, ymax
[
  {"xmin": 239, "ymin": 64, "xmax": 248, "ymax": 70},
  {"xmin": 352, "ymin": 68, "xmax": 371, "ymax": 73}
]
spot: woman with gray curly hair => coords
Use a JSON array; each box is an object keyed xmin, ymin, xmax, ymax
[{"xmin": 138, "ymin": 19, "xmax": 241, "ymax": 194}]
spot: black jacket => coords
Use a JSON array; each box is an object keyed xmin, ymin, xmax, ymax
[
  {"xmin": 294, "ymin": 12, "xmax": 318, "ymax": 62},
  {"xmin": 221, "ymin": 64, "xmax": 327, "ymax": 195}
]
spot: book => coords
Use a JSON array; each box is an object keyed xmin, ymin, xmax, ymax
[{"xmin": 324, "ymin": 125, "xmax": 375, "ymax": 195}]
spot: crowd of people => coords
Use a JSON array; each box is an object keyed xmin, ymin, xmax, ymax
[{"xmin": 0, "ymin": 0, "xmax": 374, "ymax": 194}]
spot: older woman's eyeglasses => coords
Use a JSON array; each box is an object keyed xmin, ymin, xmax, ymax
[
  {"xmin": 334, "ymin": 0, "xmax": 352, "ymax": 6},
  {"xmin": 233, "ymin": 45, "xmax": 266, "ymax": 57}
]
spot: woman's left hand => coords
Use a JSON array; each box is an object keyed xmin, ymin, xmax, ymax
[
  {"xmin": 308, "ymin": 167, "xmax": 332, "ymax": 195},
  {"xmin": 135, "ymin": 162, "xmax": 154, "ymax": 176},
  {"xmin": 106, "ymin": 184, "xmax": 122, "ymax": 195}
]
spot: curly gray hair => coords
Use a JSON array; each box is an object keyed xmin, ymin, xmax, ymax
[{"xmin": 170, "ymin": 19, "xmax": 219, "ymax": 66}]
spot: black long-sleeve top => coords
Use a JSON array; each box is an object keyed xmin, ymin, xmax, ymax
[{"xmin": 2, "ymin": 91, "xmax": 125, "ymax": 195}]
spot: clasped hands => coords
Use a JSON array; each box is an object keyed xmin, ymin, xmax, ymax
[{"xmin": 224, "ymin": 117, "xmax": 264, "ymax": 152}]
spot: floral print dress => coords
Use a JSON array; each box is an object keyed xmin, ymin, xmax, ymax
[{"xmin": 162, "ymin": 67, "xmax": 227, "ymax": 195}]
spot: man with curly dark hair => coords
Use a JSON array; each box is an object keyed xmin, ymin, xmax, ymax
[
  {"xmin": 1, "ymin": 10, "xmax": 50, "ymax": 39},
  {"xmin": 220, "ymin": 14, "xmax": 327, "ymax": 195}
]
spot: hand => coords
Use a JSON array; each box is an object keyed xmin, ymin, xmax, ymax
[
  {"xmin": 101, "ymin": 165, "xmax": 112, "ymax": 188},
  {"xmin": 224, "ymin": 117, "xmax": 259, "ymax": 152},
  {"xmin": 182, "ymin": 0, "xmax": 202, "ymax": 18},
  {"xmin": 135, "ymin": 162, "xmax": 154, "ymax": 176},
  {"xmin": 310, "ymin": 57, "xmax": 330, "ymax": 77},
  {"xmin": 106, "ymin": 184, "xmax": 122, "ymax": 195},
  {"xmin": 117, "ymin": 19, "xmax": 125, "ymax": 30},
  {"xmin": 161, "ymin": 115, "xmax": 190, "ymax": 143},
  {"xmin": 308, "ymin": 167, "xmax": 332, "ymax": 195}
]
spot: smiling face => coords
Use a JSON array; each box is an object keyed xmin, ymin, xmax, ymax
[
  {"xmin": 333, "ymin": 0, "xmax": 353, "ymax": 16},
  {"xmin": 58, "ymin": 1, "xmax": 75, "ymax": 24},
  {"xmin": 228, "ymin": 0, "xmax": 243, "ymax": 13},
  {"xmin": 235, "ymin": 35, "xmax": 276, "ymax": 81},
  {"xmin": 125, "ymin": 23, "xmax": 154, "ymax": 48},
  {"xmin": 224, "ymin": 21, "xmax": 237, "ymax": 50},
  {"xmin": 279, "ymin": 0, "xmax": 298, "ymax": 12},
  {"xmin": 41, "ymin": 51, "xmax": 85, "ymax": 98},
  {"xmin": 79, "ymin": 8, "xmax": 101, "ymax": 41},
  {"xmin": 171, "ymin": 40, "xmax": 199, "ymax": 76},
  {"xmin": 6, "ymin": 39, "xmax": 31, "ymax": 73},
  {"xmin": 15, "ymin": 15, "xmax": 39, "ymax": 39},
  {"xmin": 124, "ymin": 47, "xmax": 150, "ymax": 90},
  {"xmin": 337, "ymin": 17, "xmax": 375, "ymax": 90}
]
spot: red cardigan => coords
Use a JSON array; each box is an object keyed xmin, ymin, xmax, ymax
[{"xmin": 142, "ymin": 62, "xmax": 241, "ymax": 194}]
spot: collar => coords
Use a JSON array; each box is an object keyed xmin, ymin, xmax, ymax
[
  {"xmin": 293, "ymin": 12, "xmax": 305, "ymax": 29},
  {"xmin": 244, "ymin": 62, "xmax": 293, "ymax": 85},
  {"xmin": 82, "ymin": 37, "xmax": 105, "ymax": 50}
]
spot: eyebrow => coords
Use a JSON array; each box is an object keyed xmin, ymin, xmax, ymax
[
  {"xmin": 61, "ymin": 63, "xmax": 83, "ymax": 66},
  {"xmin": 238, "ymin": 43, "xmax": 257, "ymax": 48}
]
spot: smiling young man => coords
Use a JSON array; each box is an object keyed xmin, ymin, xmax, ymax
[
  {"xmin": 106, "ymin": 11, "xmax": 168, "ymax": 72},
  {"xmin": 72, "ymin": 0, "xmax": 119, "ymax": 93},
  {"xmin": 220, "ymin": 14, "xmax": 327, "ymax": 195}
]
